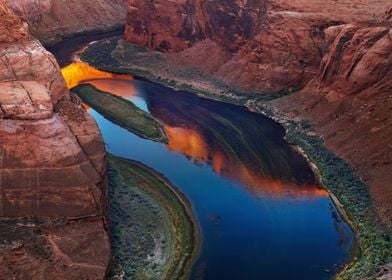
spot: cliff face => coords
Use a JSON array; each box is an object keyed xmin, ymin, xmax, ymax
[
  {"xmin": 5, "ymin": 0, "xmax": 128, "ymax": 45},
  {"xmin": 0, "ymin": 1, "xmax": 110, "ymax": 278},
  {"xmin": 125, "ymin": 0, "xmax": 267, "ymax": 52},
  {"xmin": 124, "ymin": 0, "xmax": 390, "ymax": 92},
  {"xmin": 123, "ymin": 0, "xmax": 392, "ymax": 223}
]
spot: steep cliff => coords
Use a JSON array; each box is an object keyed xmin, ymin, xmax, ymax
[
  {"xmin": 0, "ymin": 1, "xmax": 110, "ymax": 278},
  {"xmin": 123, "ymin": 0, "xmax": 390, "ymax": 92},
  {"xmin": 5, "ymin": 0, "xmax": 128, "ymax": 45},
  {"xmin": 125, "ymin": 0, "xmax": 267, "ymax": 52}
]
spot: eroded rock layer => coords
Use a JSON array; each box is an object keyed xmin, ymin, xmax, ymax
[
  {"xmin": 0, "ymin": 1, "xmax": 110, "ymax": 278},
  {"xmin": 5, "ymin": 0, "xmax": 128, "ymax": 45}
]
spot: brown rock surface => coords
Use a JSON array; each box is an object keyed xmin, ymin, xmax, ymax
[
  {"xmin": 0, "ymin": 1, "xmax": 110, "ymax": 278},
  {"xmin": 0, "ymin": 1, "xmax": 30, "ymax": 43},
  {"xmin": 125, "ymin": 0, "xmax": 267, "ymax": 52},
  {"xmin": 5, "ymin": 0, "xmax": 128, "ymax": 45},
  {"xmin": 0, "ymin": 219, "xmax": 110, "ymax": 280},
  {"xmin": 274, "ymin": 23, "xmax": 392, "ymax": 223},
  {"xmin": 123, "ymin": 0, "xmax": 390, "ymax": 92}
]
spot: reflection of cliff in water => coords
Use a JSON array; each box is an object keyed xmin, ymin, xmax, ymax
[
  {"xmin": 143, "ymin": 83, "xmax": 324, "ymax": 198},
  {"xmin": 61, "ymin": 62, "xmax": 131, "ymax": 89}
]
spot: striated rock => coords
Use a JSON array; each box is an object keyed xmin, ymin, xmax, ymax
[
  {"xmin": 0, "ymin": 1, "xmax": 110, "ymax": 278},
  {"xmin": 5, "ymin": 0, "xmax": 128, "ymax": 45}
]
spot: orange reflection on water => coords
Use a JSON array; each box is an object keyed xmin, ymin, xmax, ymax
[
  {"xmin": 60, "ymin": 62, "xmax": 328, "ymax": 199},
  {"xmin": 61, "ymin": 62, "xmax": 132, "ymax": 89},
  {"xmin": 84, "ymin": 79, "xmax": 138, "ymax": 99},
  {"xmin": 228, "ymin": 164, "xmax": 328, "ymax": 198},
  {"xmin": 165, "ymin": 125, "xmax": 209, "ymax": 162},
  {"xmin": 212, "ymin": 151, "xmax": 225, "ymax": 174},
  {"xmin": 164, "ymin": 124, "xmax": 328, "ymax": 198}
]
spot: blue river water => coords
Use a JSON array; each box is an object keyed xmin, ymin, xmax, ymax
[{"xmin": 81, "ymin": 77, "xmax": 354, "ymax": 280}]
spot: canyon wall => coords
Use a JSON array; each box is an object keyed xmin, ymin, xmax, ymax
[
  {"xmin": 5, "ymin": 0, "xmax": 128, "ymax": 45},
  {"xmin": 125, "ymin": 0, "xmax": 267, "ymax": 52},
  {"xmin": 0, "ymin": 1, "xmax": 110, "ymax": 278},
  {"xmin": 124, "ymin": 0, "xmax": 392, "ymax": 223},
  {"xmin": 124, "ymin": 0, "xmax": 390, "ymax": 92}
]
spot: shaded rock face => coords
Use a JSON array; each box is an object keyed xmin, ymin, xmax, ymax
[
  {"xmin": 124, "ymin": 0, "xmax": 390, "ymax": 92},
  {"xmin": 125, "ymin": 0, "xmax": 267, "ymax": 52},
  {"xmin": 0, "ymin": 1, "xmax": 110, "ymax": 278},
  {"xmin": 5, "ymin": 0, "xmax": 128, "ymax": 45}
]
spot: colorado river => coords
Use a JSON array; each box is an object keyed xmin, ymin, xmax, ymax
[{"xmin": 53, "ymin": 41, "xmax": 354, "ymax": 279}]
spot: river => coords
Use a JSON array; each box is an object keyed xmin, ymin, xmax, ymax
[{"xmin": 52, "ymin": 38, "xmax": 354, "ymax": 280}]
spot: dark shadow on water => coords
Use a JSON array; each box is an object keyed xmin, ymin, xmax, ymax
[{"xmin": 142, "ymin": 82, "xmax": 319, "ymax": 196}]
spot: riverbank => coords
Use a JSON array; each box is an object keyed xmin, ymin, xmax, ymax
[
  {"xmin": 47, "ymin": 28, "xmax": 124, "ymax": 67},
  {"xmin": 80, "ymin": 38, "xmax": 295, "ymax": 105},
  {"xmin": 72, "ymin": 84, "xmax": 168, "ymax": 143},
  {"xmin": 277, "ymin": 119, "xmax": 390, "ymax": 279},
  {"xmin": 80, "ymin": 38, "xmax": 391, "ymax": 279},
  {"xmin": 107, "ymin": 155, "xmax": 200, "ymax": 280}
]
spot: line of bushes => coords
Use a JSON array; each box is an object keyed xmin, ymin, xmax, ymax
[{"xmin": 285, "ymin": 120, "xmax": 391, "ymax": 279}]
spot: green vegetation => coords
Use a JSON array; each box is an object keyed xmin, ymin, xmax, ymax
[
  {"xmin": 80, "ymin": 38, "xmax": 123, "ymax": 72},
  {"xmin": 107, "ymin": 155, "xmax": 199, "ymax": 280},
  {"xmin": 72, "ymin": 84, "xmax": 167, "ymax": 142},
  {"xmin": 284, "ymin": 120, "xmax": 391, "ymax": 279},
  {"xmin": 80, "ymin": 38, "xmax": 296, "ymax": 105}
]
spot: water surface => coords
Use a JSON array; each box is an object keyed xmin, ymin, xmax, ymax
[
  {"xmin": 75, "ymin": 73, "xmax": 353, "ymax": 280},
  {"xmin": 52, "ymin": 32, "xmax": 355, "ymax": 277}
]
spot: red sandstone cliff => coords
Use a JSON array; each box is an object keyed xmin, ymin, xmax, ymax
[
  {"xmin": 125, "ymin": 0, "xmax": 267, "ymax": 52},
  {"xmin": 123, "ymin": 0, "xmax": 392, "ymax": 224},
  {"xmin": 124, "ymin": 0, "xmax": 390, "ymax": 92},
  {"xmin": 5, "ymin": 0, "xmax": 128, "ymax": 45},
  {"xmin": 0, "ymin": 1, "xmax": 110, "ymax": 278}
]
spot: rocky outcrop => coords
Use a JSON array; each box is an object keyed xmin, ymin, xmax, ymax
[
  {"xmin": 5, "ymin": 0, "xmax": 128, "ymax": 45},
  {"xmin": 274, "ymin": 23, "xmax": 392, "ymax": 223},
  {"xmin": 0, "ymin": 1, "xmax": 110, "ymax": 278}
]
